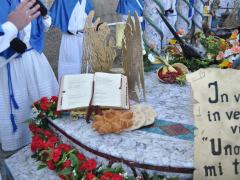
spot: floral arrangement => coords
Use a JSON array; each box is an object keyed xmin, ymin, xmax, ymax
[
  {"xmin": 29, "ymin": 123, "xmax": 125, "ymax": 180},
  {"xmin": 213, "ymin": 30, "xmax": 240, "ymax": 69},
  {"xmin": 28, "ymin": 98, "xmax": 179, "ymax": 180},
  {"xmin": 165, "ymin": 29, "xmax": 240, "ymax": 71},
  {"xmin": 32, "ymin": 96, "xmax": 61, "ymax": 120}
]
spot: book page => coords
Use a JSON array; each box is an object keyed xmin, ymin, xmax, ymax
[
  {"xmin": 59, "ymin": 74, "xmax": 94, "ymax": 110},
  {"xmin": 120, "ymin": 75, "xmax": 129, "ymax": 109},
  {"xmin": 93, "ymin": 72, "xmax": 122, "ymax": 108}
]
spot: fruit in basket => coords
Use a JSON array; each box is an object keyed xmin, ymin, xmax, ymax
[{"xmin": 157, "ymin": 63, "xmax": 188, "ymax": 84}]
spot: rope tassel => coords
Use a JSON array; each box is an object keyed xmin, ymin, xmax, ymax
[
  {"xmin": 7, "ymin": 63, "xmax": 19, "ymax": 132},
  {"xmin": 11, "ymin": 95, "xmax": 19, "ymax": 109},
  {"xmin": 10, "ymin": 114, "xmax": 18, "ymax": 132}
]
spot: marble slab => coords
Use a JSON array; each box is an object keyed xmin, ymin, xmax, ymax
[
  {"xmin": 4, "ymin": 146, "xmax": 58, "ymax": 180},
  {"xmin": 144, "ymin": 72, "xmax": 194, "ymax": 125},
  {"xmin": 48, "ymin": 72, "xmax": 194, "ymax": 178},
  {"xmin": 4, "ymin": 72, "xmax": 194, "ymax": 179}
]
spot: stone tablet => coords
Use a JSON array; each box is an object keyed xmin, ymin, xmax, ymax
[{"xmin": 187, "ymin": 68, "xmax": 240, "ymax": 180}]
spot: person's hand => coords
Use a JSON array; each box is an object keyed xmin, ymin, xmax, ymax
[{"xmin": 7, "ymin": 0, "xmax": 41, "ymax": 30}]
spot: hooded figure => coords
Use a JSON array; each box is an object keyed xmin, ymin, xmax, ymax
[
  {"xmin": 0, "ymin": 0, "xmax": 59, "ymax": 151},
  {"xmin": 50, "ymin": 0, "xmax": 93, "ymax": 81}
]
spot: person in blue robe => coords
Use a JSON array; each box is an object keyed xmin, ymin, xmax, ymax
[
  {"xmin": 116, "ymin": 0, "xmax": 145, "ymax": 30},
  {"xmin": 0, "ymin": 0, "xmax": 58, "ymax": 152},
  {"xmin": 50, "ymin": 0, "xmax": 93, "ymax": 81}
]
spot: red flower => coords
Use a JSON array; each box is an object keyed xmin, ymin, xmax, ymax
[
  {"xmin": 43, "ymin": 130, "xmax": 54, "ymax": 138},
  {"xmin": 80, "ymin": 159, "xmax": 96, "ymax": 171},
  {"xmin": 59, "ymin": 175, "xmax": 66, "ymax": 180},
  {"xmin": 63, "ymin": 159, "xmax": 71, "ymax": 168},
  {"xmin": 29, "ymin": 123, "xmax": 37, "ymax": 133},
  {"xmin": 31, "ymin": 135, "xmax": 46, "ymax": 151},
  {"xmin": 50, "ymin": 148, "xmax": 62, "ymax": 162},
  {"xmin": 34, "ymin": 100, "xmax": 40, "ymax": 107},
  {"xmin": 100, "ymin": 172, "xmax": 123, "ymax": 180},
  {"xmin": 59, "ymin": 174, "xmax": 73, "ymax": 180},
  {"xmin": 29, "ymin": 124, "xmax": 41, "ymax": 134},
  {"xmin": 76, "ymin": 152, "xmax": 86, "ymax": 162},
  {"xmin": 40, "ymin": 97, "xmax": 49, "ymax": 104},
  {"xmin": 47, "ymin": 160, "xmax": 55, "ymax": 170},
  {"xmin": 31, "ymin": 143, "xmax": 38, "ymax": 152},
  {"xmin": 58, "ymin": 144, "xmax": 72, "ymax": 152},
  {"xmin": 40, "ymin": 103, "xmax": 49, "ymax": 111},
  {"xmin": 85, "ymin": 172, "xmax": 96, "ymax": 180},
  {"xmin": 51, "ymin": 96, "xmax": 58, "ymax": 102},
  {"xmin": 46, "ymin": 136, "xmax": 59, "ymax": 149}
]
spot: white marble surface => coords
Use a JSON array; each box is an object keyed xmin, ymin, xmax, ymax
[
  {"xmin": 4, "ymin": 146, "xmax": 59, "ymax": 180},
  {"xmin": 144, "ymin": 72, "xmax": 193, "ymax": 125},
  {"xmin": 49, "ymin": 72, "xmax": 194, "ymax": 173},
  {"xmin": 5, "ymin": 72, "xmax": 194, "ymax": 179}
]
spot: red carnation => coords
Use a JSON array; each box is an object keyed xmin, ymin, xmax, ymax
[
  {"xmin": 29, "ymin": 123, "xmax": 38, "ymax": 133},
  {"xmin": 59, "ymin": 174, "xmax": 73, "ymax": 180},
  {"xmin": 31, "ymin": 143, "xmax": 38, "ymax": 152},
  {"xmin": 100, "ymin": 172, "xmax": 123, "ymax": 180},
  {"xmin": 46, "ymin": 136, "xmax": 59, "ymax": 149},
  {"xmin": 59, "ymin": 175, "xmax": 66, "ymax": 180},
  {"xmin": 51, "ymin": 96, "xmax": 58, "ymax": 102},
  {"xmin": 34, "ymin": 100, "xmax": 40, "ymax": 106},
  {"xmin": 85, "ymin": 172, "xmax": 96, "ymax": 180},
  {"xmin": 63, "ymin": 159, "xmax": 71, "ymax": 168},
  {"xmin": 31, "ymin": 135, "xmax": 46, "ymax": 151},
  {"xmin": 47, "ymin": 160, "xmax": 55, "ymax": 170},
  {"xmin": 76, "ymin": 152, "xmax": 86, "ymax": 162},
  {"xmin": 43, "ymin": 130, "xmax": 54, "ymax": 138},
  {"xmin": 80, "ymin": 159, "xmax": 97, "ymax": 171},
  {"xmin": 29, "ymin": 124, "xmax": 41, "ymax": 134},
  {"xmin": 40, "ymin": 97, "xmax": 49, "ymax": 104},
  {"xmin": 40, "ymin": 103, "xmax": 49, "ymax": 111},
  {"xmin": 50, "ymin": 148, "xmax": 62, "ymax": 162},
  {"xmin": 58, "ymin": 144, "xmax": 72, "ymax": 152}
]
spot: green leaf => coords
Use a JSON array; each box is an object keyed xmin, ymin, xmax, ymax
[
  {"xmin": 66, "ymin": 149, "xmax": 77, "ymax": 156},
  {"xmin": 114, "ymin": 166, "xmax": 124, "ymax": 173},
  {"xmin": 141, "ymin": 171, "xmax": 149, "ymax": 179},
  {"xmin": 70, "ymin": 153, "xmax": 79, "ymax": 168},
  {"xmin": 126, "ymin": 177, "xmax": 135, "ymax": 180},
  {"xmin": 31, "ymin": 152, "xmax": 39, "ymax": 159},
  {"xmin": 37, "ymin": 163, "xmax": 47, "ymax": 170},
  {"xmin": 48, "ymin": 111, "xmax": 54, "ymax": 117},
  {"xmin": 56, "ymin": 153, "xmax": 67, "ymax": 166},
  {"xmin": 58, "ymin": 167, "xmax": 73, "ymax": 176},
  {"xmin": 24, "ymin": 118, "xmax": 35, "ymax": 124},
  {"xmin": 72, "ymin": 174, "xmax": 78, "ymax": 180},
  {"xmin": 102, "ymin": 168, "xmax": 115, "ymax": 173},
  {"xmin": 167, "ymin": 178, "xmax": 179, "ymax": 180}
]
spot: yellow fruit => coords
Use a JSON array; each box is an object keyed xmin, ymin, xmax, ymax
[
  {"xmin": 172, "ymin": 63, "xmax": 189, "ymax": 74},
  {"xmin": 167, "ymin": 65, "xmax": 177, "ymax": 73},
  {"xmin": 161, "ymin": 66, "xmax": 169, "ymax": 75}
]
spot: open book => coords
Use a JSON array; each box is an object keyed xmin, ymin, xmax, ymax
[{"xmin": 57, "ymin": 72, "xmax": 129, "ymax": 111}]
